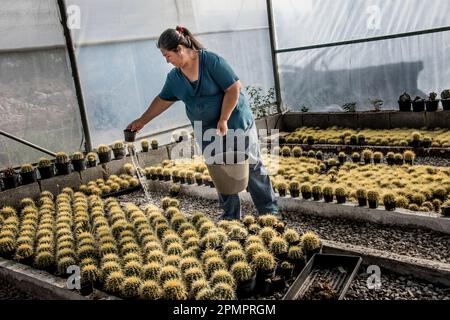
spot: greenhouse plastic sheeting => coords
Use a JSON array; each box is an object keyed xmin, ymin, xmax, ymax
[
  {"xmin": 0, "ymin": 1, "xmax": 84, "ymax": 169},
  {"xmin": 273, "ymin": 0, "xmax": 450, "ymax": 111},
  {"xmin": 65, "ymin": 0, "xmax": 274, "ymax": 146},
  {"xmin": 278, "ymin": 31, "xmax": 450, "ymax": 112}
]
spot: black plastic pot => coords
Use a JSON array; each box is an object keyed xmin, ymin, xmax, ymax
[
  {"xmin": 373, "ymin": 158, "xmax": 382, "ymax": 164},
  {"xmin": 368, "ymin": 199, "xmax": 378, "ymax": 209},
  {"xmin": 352, "ymin": 157, "xmax": 361, "ymax": 164},
  {"xmin": 278, "ymin": 189, "xmax": 286, "ymax": 197},
  {"xmin": 386, "ymin": 158, "xmax": 395, "ymax": 166},
  {"xmin": 422, "ymin": 140, "xmax": 432, "ymax": 148},
  {"xmin": 173, "ymin": 176, "xmax": 180, "ymax": 183},
  {"xmin": 410, "ymin": 140, "xmax": 421, "ymax": 148},
  {"xmin": 350, "ymin": 137, "xmax": 358, "ymax": 145},
  {"xmin": 412, "ymin": 100, "xmax": 425, "ymax": 112},
  {"xmin": 290, "ymin": 190, "xmax": 300, "ymax": 198},
  {"xmin": 405, "ymin": 160, "xmax": 414, "ymax": 165},
  {"xmin": 395, "ymin": 158, "xmax": 404, "ymax": 165},
  {"xmin": 336, "ymin": 195, "xmax": 346, "ymax": 204},
  {"xmin": 425, "ymin": 100, "xmax": 439, "ymax": 112},
  {"xmin": 151, "ymin": 174, "xmax": 158, "ymax": 181},
  {"xmin": 20, "ymin": 170, "xmax": 37, "ymax": 185},
  {"xmin": 442, "ymin": 99, "xmax": 450, "ymax": 111},
  {"xmin": 358, "ymin": 137, "xmax": 366, "ymax": 146},
  {"xmin": 56, "ymin": 163, "xmax": 71, "ymax": 175},
  {"xmin": 292, "ymin": 258, "xmax": 306, "ymax": 276},
  {"xmin": 236, "ymin": 273, "xmax": 257, "ymax": 299},
  {"xmin": 301, "ymin": 191, "xmax": 312, "ymax": 200},
  {"xmin": 256, "ymin": 268, "xmax": 275, "ymax": 289},
  {"xmin": 112, "ymin": 148, "xmax": 126, "ymax": 160},
  {"xmin": 170, "ymin": 190, "xmax": 180, "ymax": 197},
  {"xmin": 87, "ymin": 160, "xmax": 97, "ymax": 168},
  {"xmin": 80, "ymin": 281, "xmax": 94, "ymax": 296},
  {"xmin": 38, "ymin": 165, "xmax": 55, "ymax": 180},
  {"xmin": 312, "ymin": 193, "xmax": 322, "ymax": 201},
  {"xmin": 151, "ymin": 144, "xmax": 158, "ymax": 150},
  {"xmin": 179, "ymin": 177, "xmax": 186, "ymax": 184},
  {"xmin": 142, "ymin": 146, "xmax": 149, "ymax": 153},
  {"xmin": 363, "ymin": 158, "xmax": 371, "ymax": 165},
  {"xmin": 307, "ymin": 137, "xmax": 314, "ymax": 145},
  {"xmin": 2, "ymin": 175, "xmax": 19, "ymax": 190},
  {"xmin": 187, "ymin": 178, "xmax": 194, "ymax": 185},
  {"xmin": 384, "ymin": 203, "xmax": 396, "ymax": 211},
  {"xmin": 164, "ymin": 176, "xmax": 171, "ymax": 182},
  {"xmin": 158, "ymin": 174, "xmax": 164, "ymax": 180},
  {"xmin": 276, "ymin": 263, "xmax": 293, "ymax": 279},
  {"xmin": 209, "ymin": 181, "xmax": 215, "ymax": 188},
  {"xmin": 338, "ymin": 157, "xmax": 346, "ymax": 165},
  {"xmin": 324, "ymin": 194, "xmax": 333, "ymax": 203},
  {"xmin": 72, "ymin": 159, "xmax": 86, "ymax": 172},
  {"xmin": 398, "ymin": 100, "xmax": 411, "ymax": 112},
  {"xmin": 315, "ymin": 153, "xmax": 323, "ymax": 161},
  {"xmin": 123, "ymin": 129, "xmax": 137, "ymax": 142},
  {"xmin": 98, "ymin": 151, "xmax": 111, "ymax": 164},
  {"xmin": 358, "ymin": 198, "xmax": 367, "ymax": 207},
  {"xmin": 442, "ymin": 206, "xmax": 450, "ymax": 217},
  {"xmin": 304, "ymin": 246, "xmax": 322, "ymax": 262},
  {"xmin": 196, "ymin": 178, "xmax": 203, "ymax": 186}
]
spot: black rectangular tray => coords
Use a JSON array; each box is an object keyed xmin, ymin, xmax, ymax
[{"xmin": 283, "ymin": 253, "xmax": 362, "ymax": 300}]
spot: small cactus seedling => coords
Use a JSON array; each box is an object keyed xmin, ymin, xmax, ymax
[
  {"xmin": 230, "ymin": 261, "xmax": 254, "ymax": 282},
  {"xmin": 38, "ymin": 157, "xmax": 52, "ymax": 168},
  {"xmin": 140, "ymin": 280, "xmax": 161, "ymax": 300},
  {"xmin": 300, "ymin": 231, "xmax": 321, "ymax": 252},
  {"xmin": 56, "ymin": 152, "xmax": 70, "ymax": 164},
  {"xmin": 20, "ymin": 164, "xmax": 34, "ymax": 173},
  {"xmin": 252, "ymin": 251, "xmax": 276, "ymax": 271},
  {"xmin": 72, "ymin": 152, "xmax": 85, "ymax": 160},
  {"xmin": 162, "ymin": 279, "xmax": 188, "ymax": 300}
]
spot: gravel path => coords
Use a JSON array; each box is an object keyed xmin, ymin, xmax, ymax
[
  {"xmin": 119, "ymin": 190, "xmax": 450, "ymax": 265},
  {"xmin": 0, "ymin": 276, "xmax": 36, "ymax": 300}
]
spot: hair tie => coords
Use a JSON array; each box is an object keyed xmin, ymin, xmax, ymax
[{"xmin": 176, "ymin": 25, "xmax": 184, "ymax": 33}]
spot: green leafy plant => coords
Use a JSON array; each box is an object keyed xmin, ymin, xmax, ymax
[{"xmin": 245, "ymin": 86, "xmax": 277, "ymax": 119}]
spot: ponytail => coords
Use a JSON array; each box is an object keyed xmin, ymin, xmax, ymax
[{"xmin": 157, "ymin": 26, "xmax": 204, "ymax": 51}]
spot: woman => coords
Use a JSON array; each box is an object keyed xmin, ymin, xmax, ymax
[{"xmin": 127, "ymin": 26, "xmax": 278, "ymax": 220}]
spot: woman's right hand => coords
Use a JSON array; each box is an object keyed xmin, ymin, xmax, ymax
[{"xmin": 127, "ymin": 118, "xmax": 146, "ymax": 132}]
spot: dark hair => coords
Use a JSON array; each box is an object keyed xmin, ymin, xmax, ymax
[{"xmin": 157, "ymin": 26, "xmax": 204, "ymax": 51}]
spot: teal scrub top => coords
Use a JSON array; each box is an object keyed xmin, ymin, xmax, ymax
[{"xmin": 158, "ymin": 49, "xmax": 254, "ymax": 131}]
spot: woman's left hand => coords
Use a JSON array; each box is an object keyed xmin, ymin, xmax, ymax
[{"xmin": 217, "ymin": 119, "xmax": 228, "ymax": 136}]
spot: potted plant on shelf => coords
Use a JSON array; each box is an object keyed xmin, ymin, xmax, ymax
[
  {"xmin": 356, "ymin": 188, "xmax": 367, "ymax": 207},
  {"xmin": 398, "ymin": 92, "xmax": 412, "ymax": 112},
  {"xmin": 186, "ymin": 171, "xmax": 195, "ymax": 185},
  {"xmin": 335, "ymin": 186, "xmax": 347, "ymax": 204},
  {"xmin": 170, "ymin": 184, "xmax": 181, "ymax": 197},
  {"xmin": 422, "ymin": 136, "xmax": 432, "ymax": 148},
  {"xmin": 97, "ymin": 145, "xmax": 111, "ymax": 164},
  {"xmin": 311, "ymin": 185, "xmax": 322, "ymax": 201},
  {"xmin": 357, "ymin": 134, "xmax": 366, "ymax": 146},
  {"xmin": 194, "ymin": 172, "xmax": 203, "ymax": 185},
  {"xmin": 426, "ymin": 92, "xmax": 439, "ymax": 112},
  {"xmin": 112, "ymin": 141, "xmax": 126, "ymax": 160},
  {"xmin": 281, "ymin": 146, "xmax": 291, "ymax": 157},
  {"xmin": 373, "ymin": 152, "xmax": 383, "ymax": 164},
  {"xmin": 171, "ymin": 169, "xmax": 180, "ymax": 183},
  {"xmin": 20, "ymin": 164, "xmax": 37, "ymax": 185},
  {"xmin": 338, "ymin": 152, "xmax": 347, "ymax": 165},
  {"xmin": 300, "ymin": 183, "xmax": 312, "ymax": 200},
  {"xmin": 55, "ymin": 152, "xmax": 71, "ymax": 175},
  {"xmin": 141, "ymin": 139, "xmax": 149, "ymax": 152},
  {"xmin": 412, "ymin": 96, "xmax": 425, "ymax": 112},
  {"xmin": 323, "ymin": 185, "xmax": 334, "ymax": 203},
  {"xmin": 394, "ymin": 153, "xmax": 404, "ymax": 165},
  {"xmin": 386, "ymin": 152, "xmax": 395, "ymax": 165},
  {"xmin": 276, "ymin": 182, "xmax": 287, "ymax": 197},
  {"xmin": 383, "ymin": 193, "xmax": 396, "ymax": 211},
  {"xmin": 86, "ymin": 152, "xmax": 97, "ymax": 167},
  {"xmin": 362, "ymin": 149, "xmax": 373, "ymax": 165},
  {"xmin": 276, "ymin": 261, "xmax": 294, "ymax": 280},
  {"xmin": 151, "ymin": 139, "xmax": 158, "ymax": 150},
  {"xmin": 351, "ymin": 152, "xmax": 361, "ymax": 164},
  {"xmin": 1, "ymin": 167, "xmax": 19, "ymax": 190},
  {"xmin": 252, "ymin": 251, "xmax": 276, "ymax": 291},
  {"xmin": 292, "ymin": 146, "xmax": 302, "ymax": 158},
  {"xmin": 300, "ymin": 231, "xmax": 322, "ymax": 261},
  {"xmin": 349, "ymin": 134, "xmax": 358, "ymax": 145},
  {"xmin": 306, "ymin": 135, "xmax": 315, "ymax": 145},
  {"xmin": 403, "ymin": 150, "xmax": 415, "ymax": 165},
  {"xmin": 315, "ymin": 150, "xmax": 323, "ymax": 160},
  {"xmin": 163, "ymin": 169, "xmax": 172, "ymax": 181},
  {"xmin": 37, "ymin": 157, "xmax": 54, "ymax": 179},
  {"xmin": 441, "ymin": 89, "xmax": 450, "ymax": 111},
  {"xmin": 410, "ymin": 132, "xmax": 422, "ymax": 148},
  {"xmin": 230, "ymin": 261, "xmax": 256, "ymax": 298},
  {"xmin": 288, "ymin": 181, "xmax": 300, "ymax": 198},
  {"xmin": 367, "ymin": 190, "xmax": 380, "ymax": 209},
  {"xmin": 71, "ymin": 152, "xmax": 86, "ymax": 172}
]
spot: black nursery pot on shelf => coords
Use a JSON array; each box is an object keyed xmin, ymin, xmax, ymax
[
  {"xmin": 112, "ymin": 148, "xmax": 126, "ymax": 160},
  {"xmin": 196, "ymin": 178, "xmax": 203, "ymax": 185},
  {"xmin": 20, "ymin": 170, "xmax": 37, "ymax": 185},
  {"xmin": 425, "ymin": 100, "xmax": 439, "ymax": 112},
  {"xmin": 301, "ymin": 191, "xmax": 312, "ymax": 200},
  {"xmin": 398, "ymin": 100, "xmax": 411, "ymax": 112},
  {"xmin": 412, "ymin": 100, "xmax": 425, "ymax": 112},
  {"xmin": 278, "ymin": 189, "xmax": 286, "ymax": 197},
  {"xmin": 2, "ymin": 175, "xmax": 19, "ymax": 190},
  {"xmin": 358, "ymin": 136, "xmax": 366, "ymax": 146},
  {"xmin": 368, "ymin": 200, "xmax": 378, "ymax": 209},
  {"xmin": 236, "ymin": 273, "xmax": 257, "ymax": 299},
  {"xmin": 38, "ymin": 165, "xmax": 55, "ymax": 180},
  {"xmin": 72, "ymin": 159, "xmax": 86, "ymax": 172},
  {"xmin": 442, "ymin": 99, "xmax": 450, "ymax": 111},
  {"xmin": 312, "ymin": 193, "xmax": 322, "ymax": 201},
  {"xmin": 384, "ymin": 203, "xmax": 396, "ymax": 211},
  {"xmin": 336, "ymin": 195, "xmax": 346, "ymax": 204},
  {"xmin": 323, "ymin": 194, "xmax": 333, "ymax": 203},
  {"xmin": 87, "ymin": 160, "xmax": 96, "ymax": 168},
  {"xmin": 56, "ymin": 163, "xmax": 71, "ymax": 175},
  {"xmin": 290, "ymin": 190, "xmax": 300, "ymax": 198},
  {"xmin": 98, "ymin": 151, "xmax": 111, "ymax": 164},
  {"xmin": 441, "ymin": 206, "xmax": 450, "ymax": 217},
  {"xmin": 358, "ymin": 198, "xmax": 367, "ymax": 207}
]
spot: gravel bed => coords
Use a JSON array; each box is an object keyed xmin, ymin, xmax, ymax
[
  {"xmin": 118, "ymin": 190, "xmax": 450, "ymax": 264},
  {"xmin": 345, "ymin": 266, "xmax": 450, "ymax": 300},
  {"xmin": 0, "ymin": 276, "xmax": 36, "ymax": 300}
]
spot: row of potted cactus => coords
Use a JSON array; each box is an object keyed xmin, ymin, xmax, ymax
[{"xmin": 398, "ymin": 90, "xmax": 450, "ymax": 112}]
